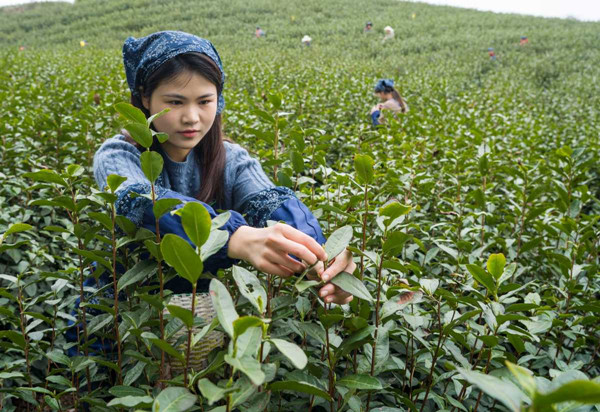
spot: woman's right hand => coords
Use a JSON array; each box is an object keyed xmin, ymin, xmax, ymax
[{"xmin": 227, "ymin": 223, "xmax": 327, "ymax": 278}]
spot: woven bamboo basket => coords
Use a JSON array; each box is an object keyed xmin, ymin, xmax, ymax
[{"xmin": 164, "ymin": 293, "xmax": 225, "ymax": 374}]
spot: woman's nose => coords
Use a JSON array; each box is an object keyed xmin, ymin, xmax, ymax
[{"xmin": 181, "ymin": 106, "xmax": 200, "ymax": 124}]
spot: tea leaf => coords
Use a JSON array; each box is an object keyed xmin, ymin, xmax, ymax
[
  {"xmin": 338, "ymin": 374, "xmax": 382, "ymax": 390},
  {"xmin": 233, "ymin": 316, "xmax": 264, "ymax": 341},
  {"xmin": 487, "ymin": 253, "xmax": 506, "ymax": 281},
  {"xmin": 534, "ymin": 380, "xmax": 600, "ymax": 406},
  {"xmin": 152, "ymin": 198, "xmax": 182, "ymax": 220},
  {"xmin": 166, "ymin": 305, "xmax": 194, "ymax": 328},
  {"xmin": 466, "ymin": 264, "xmax": 496, "ymax": 295},
  {"xmin": 457, "ymin": 368, "xmax": 526, "ymax": 412},
  {"xmin": 329, "ymin": 271, "xmax": 372, "ymax": 302},
  {"xmin": 153, "ymin": 387, "xmax": 197, "ymax": 412},
  {"xmin": 140, "ymin": 150, "xmax": 163, "ymax": 183},
  {"xmin": 232, "ymin": 266, "xmax": 267, "ymax": 314},
  {"xmin": 197, "ymin": 379, "xmax": 228, "ymax": 405},
  {"xmin": 324, "ymin": 225, "xmax": 353, "ymax": 261},
  {"xmin": 106, "ymin": 174, "xmax": 127, "ymax": 193},
  {"xmin": 3, "ymin": 223, "xmax": 33, "ymax": 238},
  {"xmin": 225, "ymin": 354, "xmax": 265, "ymax": 386},
  {"xmin": 268, "ymin": 381, "xmax": 332, "ymax": 401},
  {"xmin": 209, "ymin": 278, "xmax": 239, "ymax": 338},
  {"xmin": 107, "ymin": 395, "xmax": 153, "ymax": 408},
  {"xmin": 270, "ymin": 338, "xmax": 307, "ymax": 369},
  {"xmin": 160, "ymin": 234, "xmax": 203, "ymax": 284},
  {"xmin": 354, "ymin": 154, "xmax": 374, "ymax": 185},
  {"xmin": 181, "ymin": 202, "xmax": 211, "ymax": 248},
  {"xmin": 114, "ymin": 102, "xmax": 147, "ymax": 125}
]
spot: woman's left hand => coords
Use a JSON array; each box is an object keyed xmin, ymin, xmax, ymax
[{"xmin": 308, "ymin": 249, "xmax": 356, "ymax": 304}]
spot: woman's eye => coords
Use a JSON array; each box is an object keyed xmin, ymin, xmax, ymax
[
  {"xmin": 199, "ymin": 100, "xmax": 210, "ymax": 105},
  {"xmin": 168, "ymin": 100, "xmax": 182, "ymax": 105}
]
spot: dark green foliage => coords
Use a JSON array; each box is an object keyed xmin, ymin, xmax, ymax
[{"xmin": 1, "ymin": 0, "xmax": 600, "ymax": 411}]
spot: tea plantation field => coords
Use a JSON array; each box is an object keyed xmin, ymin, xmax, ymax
[{"xmin": 1, "ymin": 0, "xmax": 600, "ymax": 411}]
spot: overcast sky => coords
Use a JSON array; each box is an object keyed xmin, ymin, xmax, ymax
[
  {"xmin": 1, "ymin": 0, "xmax": 599, "ymax": 22},
  {"xmin": 410, "ymin": 0, "xmax": 600, "ymax": 21}
]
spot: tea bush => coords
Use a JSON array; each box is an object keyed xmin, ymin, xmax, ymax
[{"xmin": 1, "ymin": 0, "xmax": 600, "ymax": 411}]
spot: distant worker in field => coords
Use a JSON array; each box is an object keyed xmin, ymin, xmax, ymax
[
  {"xmin": 302, "ymin": 35, "xmax": 312, "ymax": 46},
  {"xmin": 255, "ymin": 26, "xmax": 265, "ymax": 38},
  {"xmin": 369, "ymin": 79, "xmax": 409, "ymax": 126},
  {"xmin": 488, "ymin": 47, "xmax": 496, "ymax": 60},
  {"xmin": 382, "ymin": 26, "xmax": 395, "ymax": 42},
  {"xmin": 80, "ymin": 40, "xmax": 87, "ymax": 47},
  {"xmin": 364, "ymin": 21, "xmax": 373, "ymax": 33},
  {"xmin": 520, "ymin": 36, "xmax": 529, "ymax": 45}
]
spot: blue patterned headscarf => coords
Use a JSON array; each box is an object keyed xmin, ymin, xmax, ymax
[
  {"xmin": 123, "ymin": 31, "xmax": 226, "ymax": 114},
  {"xmin": 374, "ymin": 79, "xmax": 394, "ymax": 92}
]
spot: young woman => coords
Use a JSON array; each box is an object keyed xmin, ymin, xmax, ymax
[
  {"xmin": 369, "ymin": 78, "xmax": 409, "ymax": 126},
  {"xmin": 94, "ymin": 30, "xmax": 355, "ymax": 302}
]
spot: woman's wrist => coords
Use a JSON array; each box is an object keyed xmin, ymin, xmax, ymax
[{"xmin": 227, "ymin": 225, "xmax": 255, "ymax": 261}]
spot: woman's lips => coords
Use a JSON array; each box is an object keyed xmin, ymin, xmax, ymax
[{"xmin": 179, "ymin": 130, "xmax": 199, "ymax": 138}]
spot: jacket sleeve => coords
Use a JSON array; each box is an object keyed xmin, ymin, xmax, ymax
[
  {"xmin": 141, "ymin": 190, "xmax": 247, "ymax": 274},
  {"xmin": 243, "ymin": 186, "xmax": 326, "ymax": 245},
  {"xmin": 93, "ymin": 135, "xmax": 247, "ymax": 274}
]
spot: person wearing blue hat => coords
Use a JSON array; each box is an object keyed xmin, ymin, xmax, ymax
[
  {"xmin": 92, "ymin": 31, "xmax": 355, "ymax": 302},
  {"xmin": 370, "ymin": 79, "xmax": 408, "ymax": 126}
]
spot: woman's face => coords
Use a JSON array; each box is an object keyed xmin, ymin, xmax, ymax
[
  {"xmin": 142, "ymin": 70, "xmax": 218, "ymax": 162},
  {"xmin": 375, "ymin": 91, "xmax": 387, "ymax": 101}
]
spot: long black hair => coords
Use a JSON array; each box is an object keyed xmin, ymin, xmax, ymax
[
  {"xmin": 375, "ymin": 80, "xmax": 408, "ymax": 113},
  {"xmin": 130, "ymin": 52, "xmax": 226, "ymax": 205}
]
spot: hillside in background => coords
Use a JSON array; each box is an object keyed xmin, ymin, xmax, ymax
[{"xmin": 2, "ymin": 1, "xmax": 600, "ymax": 411}]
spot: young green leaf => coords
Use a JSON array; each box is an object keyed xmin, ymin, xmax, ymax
[
  {"xmin": 152, "ymin": 387, "xmax": 197, "ymax": 412},
  {"xmin": 270, "ymin": 338, "xmax": 307, "ymax": 369},
  {"xmin": 3, "ymin": 223, "xmax": 33, "ymax": 238},
  {"xmin": 233, "ymin": 316, "xmax": 264, "ymax": 342},
  {"xmin": 268, "ymin": 381, "xmax": 332, "ymax": 401},
  {"xmin": 354, "ymin": 154, "xmax": 374, "ymax": 185},
  {"xmin": 160, "ymin": 234, "xmax": 203, "ymax": 284},
  {"xmin": 114, "ymin": 102, "xmax": 147, "ymax": 125},
  {"xmin": 197, "ymin": 379, "xmax": 230, "ymax": 405},
  {"xmin": 232, "ymin": 266, "xmax": 267, "ymax": 314},
  {"xmin": 456, "ymin": 368, "xmax": 526, "ymax": 412},
  {"xmin": 466, "ymin": 264, "xmax": 496, "ymax": 295},
  {"xmin": 180, "ymin": 201, "xmax": 211, "ymax": 248},
  {"xmin": 106, "ymin": 174, "xmax": 127, "ymax": 193},
  {"xmin": 146, "ymin": 108, "xmax": 170, "ymax": 127},
  {"xmin": 225, "ymin": 355, "xmax": 265, "ymax": 386},
  {"xmin": 209, "ymin": 278, "xmax": 239, "ymax": 338},
  {"xmin": 329, "ymin": 271, "xmax": 372, "ymax": 302},
  {"xmin": 487, "ymin": 253, "xmax": 506, "ymax": 281},
  {"xmin": 166, "ymin": 304, "xmax": 194, "ymax": 328},
  {"xmin": 124, "ymin": 123, "xmax": 153, "ymax": 148},
  {"xmin": 152, "ymin": 198, "xmax": 182, "ymax": 220},
  {"xmin": 140, "ymin": 150, "xmax": 163, "ymax": 183},
  {"xmin": 337, "ymin": 374, "xmax": 382, "ymax": 390},
  {"xmin": 324, "ymin": 225, "xmax": 353, "ymax": 261}
]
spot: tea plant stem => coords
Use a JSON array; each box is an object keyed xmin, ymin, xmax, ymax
[
  {"xmin": 150, "ymin": 181, "xmax": 166, "ymax": 383},
  {"xmin": 69, "ymin": 183, "xmax": 92, "ymax": 393},
  {"xmin": 366, "ymin": 249, "xmax": 384, "ymax": 410},
  {"xmin": 473, "ymin": 344, "xmax": 494, "ymax": 412},
  {"xmin": 514, "ymin": 172, "xmax": 529, "ymax": 271},
  {"xmin": 419, "ymin": 299, "xmax": 446, "ymax": 412},
  {"xmin": 273, "ymin": 112, "xmax": 280, "ymax": 182},
  {"xmin": 16, "ymin": 280, "xmax": 32, "ymax": 390},
  {"xmin": 360, "ymin": 184, "xmax": 369, "ymax": 280},
  {"xmin": 110, "ymin": 201, "xmax": 123, "ymax": 384},
  {"xmin": 323, "ymin": 304, "xmax": 335, "ymax": 412},
  {"xmin": 184, "ymin": 283, "xmax": 197, "ymax": 387},
  {"xmin": 479, "ymin": 176, "xmax": 487, "ymax": 251}
]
